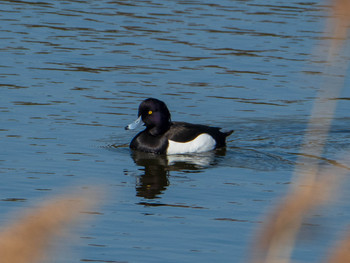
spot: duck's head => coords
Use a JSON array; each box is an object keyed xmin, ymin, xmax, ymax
[{"xmin": 126, "ymin": 98, "xmax": 171, "ymax": 135}]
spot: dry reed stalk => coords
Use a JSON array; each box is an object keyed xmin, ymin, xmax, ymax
[
  {"xmin": 0, "ymin": 191, "xmax": 97, "ymax": 263},
  {"xmin": 251, "ymin": 168, "xmax": 343, "ymax": 263},
  {"xmin": 250, "ymin": 1, "xmax": 350, "ymax": 262},
  {"xmin": 330, "ymin": 0, "xmax": 350, "ymax": 52},
  {"xmin": 326, "ymin": 229, "xmax": 350, "ymax": 263}
]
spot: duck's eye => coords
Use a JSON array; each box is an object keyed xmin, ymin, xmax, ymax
[{"xmin": 148, "ymin": 110, "xmax": 153, "ymax": 115}]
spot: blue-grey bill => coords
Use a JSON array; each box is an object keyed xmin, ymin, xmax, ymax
[{"xmin": 125, "ymin": 116, "xmax": 143, "ymax": 130}]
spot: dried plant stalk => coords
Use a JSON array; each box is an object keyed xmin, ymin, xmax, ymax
[
  {"xmin": 0, "ymin": 192, "xmax": 97, "ymax": 263},
  {"xmin": 326, "ymin": 229, "xmax": 350, "ymax": 263},
  {"xmin": 251, "ymin": 169, "xmax": 342, "ymax": 263},
  {"xmin": 330, "ymin": 0, "xmax": 350, "ymax": 51},
  {"xmin": 250, "ymin": 1, "xmax": 350, "ymax": 262}
]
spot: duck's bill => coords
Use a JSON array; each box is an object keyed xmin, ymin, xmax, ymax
[{"xmin": 125, "ymin": 116, "xmax": 143, "ymax": 130}]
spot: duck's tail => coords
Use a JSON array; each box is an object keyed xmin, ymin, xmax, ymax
[{"xmin": 223, "ymin": 130, "xmax": 234, "ymax": 137}]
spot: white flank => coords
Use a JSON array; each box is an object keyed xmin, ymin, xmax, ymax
[{"xmin": 167, "ymin": 133, "xmax": 216, "ymax": 155}]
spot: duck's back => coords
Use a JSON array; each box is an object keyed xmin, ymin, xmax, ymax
[{"xmin": 166, "ymin": 122, "xmax": 232, "ymax": 148}]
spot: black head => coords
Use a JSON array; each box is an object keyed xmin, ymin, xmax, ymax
[{"xmin": 138, "ymin": 98, "xmax": 171, "ymax": 135}]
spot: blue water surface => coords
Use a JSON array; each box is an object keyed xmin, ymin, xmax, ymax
[{"xmin": 1, "ymin": 0, "xmax": 350, "ymax": 262}]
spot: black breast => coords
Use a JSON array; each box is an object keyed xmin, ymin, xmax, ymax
[{"xmin": 130, "ymin": 131, "xmax": 169, "ymax": 154}]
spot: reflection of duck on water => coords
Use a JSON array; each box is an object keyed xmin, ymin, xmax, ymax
[
  {"xmin": 131, "ymin": 151, "xmax": 169, "ymax": 199},
  {"xmin": 131, "ymin": 148, "xmax": 227, "ymax": 199}
]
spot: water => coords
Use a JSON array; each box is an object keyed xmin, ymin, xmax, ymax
[{"xmin": 1, "ymin": 0, "xmax": 350, "ymax": 262}]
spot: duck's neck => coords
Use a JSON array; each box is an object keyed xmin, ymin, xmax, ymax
[{"xmin": 148, "ymin": 122, "xmax": 171, "ymax": 136}]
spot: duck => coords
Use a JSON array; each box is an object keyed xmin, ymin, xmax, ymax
[{"xmin": 125, "ymin": 98, "xmax": 233, "ymax": 154}]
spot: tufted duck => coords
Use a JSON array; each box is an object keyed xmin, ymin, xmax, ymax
[{"xmin": 125, "ymin": 98, "xmax": 233, "ymax": 154}]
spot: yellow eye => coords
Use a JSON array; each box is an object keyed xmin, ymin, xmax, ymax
[{"xmin": 148, "ymin": 110, "xmax": 153, "ymax": 115}]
